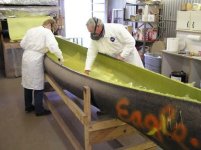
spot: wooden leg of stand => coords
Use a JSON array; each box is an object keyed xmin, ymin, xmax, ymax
[{"xmin": 83, "ymin": 86, "xmax": 92, "ymax": 150}]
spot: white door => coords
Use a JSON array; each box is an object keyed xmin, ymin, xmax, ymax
[
  {"xmin": 176, "ymin": 11, "xmax": 191, "ymax": 31},
  {"xmin": 191, "ymin": 11, "xmax": 201, "ymax": 32}
]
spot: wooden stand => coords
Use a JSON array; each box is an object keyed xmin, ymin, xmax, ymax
[{"xmin": 44, "ymin": 74, "xmax": 157, "ymax": 150}]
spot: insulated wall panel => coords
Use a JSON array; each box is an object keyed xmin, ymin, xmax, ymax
[
  {"xmin": 0, "ymin": 6, "xmax": 59, "ymax": 19},
  {"xmin": 0, "ymin": 0, "xmax": 58, "ymax": 6}
]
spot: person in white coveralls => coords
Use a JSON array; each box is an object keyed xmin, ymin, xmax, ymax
[
  {"xmin": 20, "ymin": 19, "xmax": 64, "ymax": 116},
  {"xmin": 84, "ymin": 17, "xmax": 144, "ymax": 75}
]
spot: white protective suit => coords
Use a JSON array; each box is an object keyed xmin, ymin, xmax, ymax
[
  {"xmin": 85, "ymin": 23, "xmax": 144, "ymax": 71},
  {"xmin": 20, "ymin": 26, "xmax": 63, "ymax": 90}
]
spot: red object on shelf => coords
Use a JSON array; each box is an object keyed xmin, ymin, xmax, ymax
[{"xmin": 148, "ymin": 29, "xmax": 157, "ymax": 41}]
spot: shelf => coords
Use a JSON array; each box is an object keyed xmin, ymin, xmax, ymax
[
  {"xmin": 136, "ymin": 39, "xmax": 156, "ymax": 43},
  {"xmin": 125, "ymin": 20, "xmax": 157, "ymax": 23},
  {"xmin": 162, "ymin": 50, "xmax": 201, "ymax": 61},
  {"xmin": 176, "ymin": 29, "xmax": 201, "ymax": 33},
  {"xmin": 126, "ymin": 2, "xmax": 161, "ymax": 6}
]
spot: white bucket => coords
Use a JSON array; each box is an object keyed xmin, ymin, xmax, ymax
[{"xmin": 166, "ymin": 38, "xmax": 179, "ymax": 52}]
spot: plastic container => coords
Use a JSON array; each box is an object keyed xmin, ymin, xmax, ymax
[
  {"xmin": 144, "ymin": 53, "xmax": 162, "ymax": 73},
  {"xmin": 166, "ymin": 38, "xmax": 179, "ymax": 52}
]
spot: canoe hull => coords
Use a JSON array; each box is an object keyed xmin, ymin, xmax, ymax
[{"xmin": 44, "ymin": 56, "xmax": 201, "ymax": 150}]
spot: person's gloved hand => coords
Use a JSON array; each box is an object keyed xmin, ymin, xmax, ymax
[{"xmin": 116, "ymin": 54, "xmax": 125, "ymax": 61}]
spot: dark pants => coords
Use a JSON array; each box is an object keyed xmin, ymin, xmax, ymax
[{"xmin": 24, "ymin": 88, "xmax": 44, "ymax": 113}]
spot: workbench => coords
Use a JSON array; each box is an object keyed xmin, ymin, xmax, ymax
[
  {"xmin": 1, "ymin": 35, "xmax": 23, "ymax": 77},
  {"xmin": 161, "ymin": 50, "xmax": 201, "ymax": 88}
]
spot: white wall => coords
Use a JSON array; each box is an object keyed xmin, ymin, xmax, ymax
[
  {"xmin": 64, "ymin": 0, "xmax": 91, "ymax": 47},
  {"xmin": 108, "ymin": 0, "xmax": 125, "ymax": 22}
]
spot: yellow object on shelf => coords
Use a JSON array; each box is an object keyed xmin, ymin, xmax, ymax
[
  {"xmin": 181, "ymin": 3, "xmax": 187, "ymax": 11},
  {"xmin": 7, "ymin": 16, "xmax": 51, "ymax": 41},
  {"xmin": 186, "ymin": 3, "xmax": 193, "ymax": 11}
]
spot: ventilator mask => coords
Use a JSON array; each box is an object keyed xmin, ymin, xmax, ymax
[{"xmin": 90, "ymin": 18, "xmax": 104, "ymax": 40}]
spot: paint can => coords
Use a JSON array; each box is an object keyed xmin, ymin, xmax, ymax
[{"xmin": 170, "ymin": 71, "xmax": 187, "ymax": 83}]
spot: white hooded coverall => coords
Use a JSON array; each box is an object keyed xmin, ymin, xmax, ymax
[
  {"xmin": 20, "ymin": 26, "xmax": 63, "ymax": 90},
  {"xmin": 85, "ymin": 23, "xmax": 144, "ymax": 71}
]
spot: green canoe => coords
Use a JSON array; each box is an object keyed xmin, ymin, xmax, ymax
[{"xmin": 44, "ymin": 37, "xmax": 201, "ymax": 150}]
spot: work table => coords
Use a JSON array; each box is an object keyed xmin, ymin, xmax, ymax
[
  {"xmin": 161, "ymin": 50, "xmax": 201, "ymax": 88},
  {"xmin": 162, "ymin": 50, "xmax": 201, "ymax": 60}
]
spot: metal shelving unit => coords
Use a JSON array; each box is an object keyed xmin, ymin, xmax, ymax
[{"xmin": 124, "ymin": 2, "xmax": 162, "ymax": 55}]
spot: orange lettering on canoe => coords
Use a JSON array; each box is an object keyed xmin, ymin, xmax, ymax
[
  {"xmin": 116, "ymin": 98, "xmax": 129, "ymax": 121},
  {"xmin": 129, "ymin": 110, "xmax": 142, "ymax": 128}
]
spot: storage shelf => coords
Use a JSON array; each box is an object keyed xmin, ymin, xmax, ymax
[{"xmin": 125, "ymin": 2, "xmax": 162, "ymax": 54}]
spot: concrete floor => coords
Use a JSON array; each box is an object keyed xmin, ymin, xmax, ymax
[
  {"xmin": 0, "ymin": 71, "xmax": 162, "ymax": 150},
  {"xmin": 0, "ymin": 71, "xmax": 74, "ymax": 150}
]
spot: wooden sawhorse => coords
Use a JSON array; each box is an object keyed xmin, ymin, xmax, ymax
[{"xmin": 44, "ymin": 74, "xmax": 157, "ymax": 150}]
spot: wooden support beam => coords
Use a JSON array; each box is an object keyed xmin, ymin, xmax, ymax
[
  {"xmin": 83, "ymin": 86, "xmax": 92, "ymax": 150},
  {"xmin": 90, "ymin": 119, "xmax": 127, "ymax": 131},
  {"xmin": 89, "ymin": 123, "xmax": 135, "ymax": 144},
  {"xmin": 45, "ymin": 74, "xmax": 87, "ymax": 125}
]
